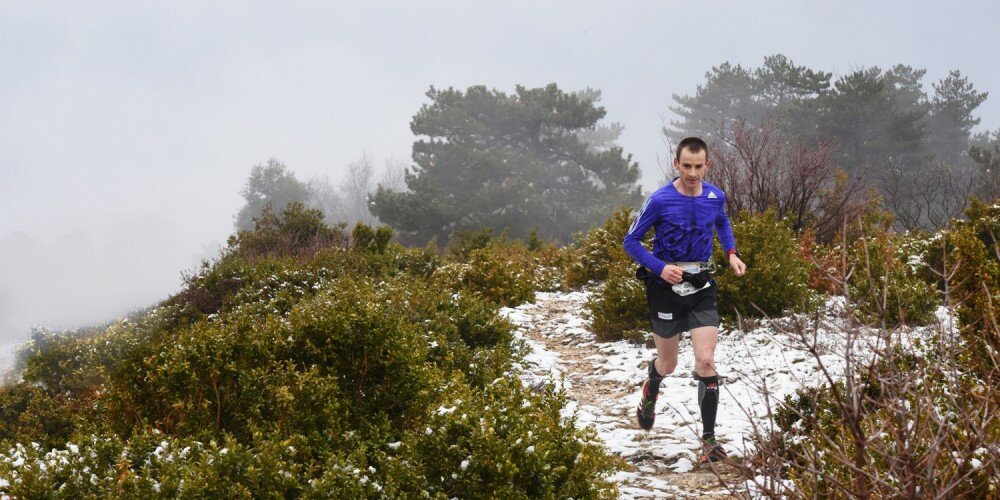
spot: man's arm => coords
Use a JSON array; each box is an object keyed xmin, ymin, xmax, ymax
[
  {"xmin": 714, "ymin": 199, "xmax": 736, "ymax": 255},
  {"xmin": 623, "ymin": 195, "xmax": 667, "ymax": 277}
]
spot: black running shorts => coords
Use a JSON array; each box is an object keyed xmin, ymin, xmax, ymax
[{"xmin": 636, "ymin": 266, "xmax": 720, "ymax": 339}]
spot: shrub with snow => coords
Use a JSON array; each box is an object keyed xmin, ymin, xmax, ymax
[
  {"xmin": 713, "ymin": 210, "xmax": 817, "ymax": 319},
  {"xmin": 0, "ymin": 215, "xmax": 619, "ymax": 497},
  {"xmin": 586, "ymin": 257, "xmax": 648, "ymax": 343},
  {"xmin": 925, "ymin": 198, "xmax": 1000, "ymax": 376},
  {"xmin": 565, "ymin": 206, "xmax": 640, "ymax": 288},
  {"xmin": 838, "ymin": 213, "xmax": 938, "ymax": 327}
]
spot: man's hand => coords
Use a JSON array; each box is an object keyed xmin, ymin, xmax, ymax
[
  {"xmin": 729, "ymin": 254, "xmax": 746, "ymax": 276},
  {"xmin": 660, "ymin": 264, "xmax": 684, "ymax": 284}
]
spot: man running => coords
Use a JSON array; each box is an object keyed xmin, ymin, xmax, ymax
[{"xmin": 622, "ymin": 136, "xmax": 746, "ymax": 463}]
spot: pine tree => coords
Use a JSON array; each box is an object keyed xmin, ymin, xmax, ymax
[
  {"xmin": 669, "ymin": 55, "xmax": 832, "ymax": 143},
  {"xmin": 370, "ymin": 84, "xmax": 642, "ymax": 245},
  {"xmin": 572, "ymin": 88, "xmax": 625, "ymax": 152},
  {"xmin": 814, "ymin": 66, "xmax": 927, "ymax": 171},
  {"xmin": 752, "ymin": 55, "xmax": 830, "ymax": 110},
  {"xmin": 667, "ymin": 62, "xmax": 757, "ymax": 142},
  {"xmin": 971, "ymin": 130, "xmax": 1000, "ymax": 201},
  {"xmin": 235, "ymin": 159, "xmax": 311, "ymax": 231},
  {"xmin": 927, "ymin": 70, "xmax": 988, "ymax": 165}
]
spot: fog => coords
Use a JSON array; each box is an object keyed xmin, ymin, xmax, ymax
[{"xmin": 2, "ymin": 1, "xmax": 999, "ymax": 348}]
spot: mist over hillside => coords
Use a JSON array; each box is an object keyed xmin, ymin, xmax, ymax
[
  {"xmin": 4, "ymin": 2, "xmax": 1000, "ymax": 353},
  {"xmin": 0, "ymin": 216, "xmax": 223, "ymax": 346}
]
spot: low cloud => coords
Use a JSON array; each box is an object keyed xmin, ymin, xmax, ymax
[{"xmin": 0, "ymin": 213, "xmax": 220, "ymax": 346}]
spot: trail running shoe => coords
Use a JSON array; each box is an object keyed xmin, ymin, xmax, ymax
[
  {"xmin": 636, "ymin": 378, "xmax": 657, "ymax": 430},
  {"xmin": 700, "ymin": 437, "xmax": 727, "ymax": 463}
]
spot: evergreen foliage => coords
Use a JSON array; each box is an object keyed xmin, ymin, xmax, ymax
[
  {"xmin": 234, "ymin": 159, "xmax": 311, "ymax": 232},
  {"xmin": 668, "ymin": 61, "xmax": 758, "ymax": 141},
  {"xmin": 668, "ymin": 55, "xmax": 830, "ymax": 143},
  {"xmin": 971, "ymin": 130, "xmax": 1000, "ymax": 201},
  {"xmin": 0, "ymin": 217, "xmax": 620, "ymax": 497},
  {"xmin": 671, "ymin": 56, "xmax": 988, "ymax": 175},
  {"xmin": 669, "ymin": 56, "xmax": 989, "ymax": 231},
  {"xmin": 927, "ymin": 70, "xmax": 989, "ymax": 165},
  {"xmin": 712, "ymin": 210, "xmax": 816, "ymax": 319},
  {"xmin": 813, "ymin": 65, "xmax": 928, "ymax": 170},
  {"xmin": 433, "ymin": 240, "xmax": 538, "ymax": 308},
  {"xmin": 370, "ymin": 84, "xmax": 643, "ymax": 245},
  {"xmin": 841, "ymin": 215, "xmax": 938, "ymax": 327},
  {"xmin": 573, "ymin": 207, "xmax": 650, "ymax": 342},
  {"xmin": 565, "ymin": 207, "xmax": 641, "ymax": 288},
  {"xmin": 925, "ymin": 197, "xmax": 1000, "ymax": 376},
  {"xmin": 585, "ymin": 256, "xmax": 647, "ymax": 344}
]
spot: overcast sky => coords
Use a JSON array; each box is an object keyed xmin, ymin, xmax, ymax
[{"xmin": 2, "ymin": 1, "xmax": 999, "ymax": 347}]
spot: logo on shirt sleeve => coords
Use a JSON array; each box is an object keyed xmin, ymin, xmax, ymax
[{"xmin": 708, "ymin": 191, "xmax": 718, "ymax": 199}]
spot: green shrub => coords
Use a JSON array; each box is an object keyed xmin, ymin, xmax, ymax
[
  {"xmin": 2, "ymin": 210, "xmax": 624, "ymax": 495},
  {"xmin": 565, "ymin": 207, "xmax": 641, "ymax": 288},
  {"xmin": 527, "ymin": 239, "xmax": 572, "ymax": 293},
  {"xmin": 0, "ymin": 383, "xmax": 80, "ymax": 450},
  {"xmin": 387, "ymin": 378, "xmax": 621, "ymax": 498},
  {"xmin": 845, "ymin": 224, "xmax": 938, "ymax": 327},
  {"xmin": 103, "ymin": 260, "xmax": 520, "ymax": 438},
  {"xmin": 311, "ymin": 239, "xmax": 440, "ymax": 284},
  {"xmin": 435, "ymin": 240, "xmax": 537, "ymax": 307},
  {"xmin": 760, "ymin": 339, "xmax": 998, "ymax": 498},
  {"xmin": 586, "ymin": 257, "xmax": 647, "ymax": 343},
  {"xmin": 446, "ymin": 227, "xmax": 504, "ymax": 260},
  {"xmin": 16, "ymin": 327, "xmax": 106, "ymax": 394},
  {"xmin": 173, "ymin": 254, "xmax": 309, "ymax": 321},
  {"xmin": 4, "ymin": 320, "xmax": 153, "ymax": 445},
  {"xmin": 1, "ymin": 280, "xmax": 614, "ymax": 497},
  {"xmin": 351, "ymin": 222, "xmax": 394, "ymax": 253},
  {"xmin": 105, "ymin": 277, "xmax": 444, "ymax": 442},
  {"xmin": 446, "ymin": 226, "xmax": 569, "ymax": 294},
  {"xmin": 924, "ymin": 197, "xmax": 1000, "ymax": 375},
  {"xmin": 0, "ymin": 380, "xmax": 622, "ymax": 498},
  {"xmin": 229, "ymin": 202, "xmax": 349, "ymax": 262},
  {"xmin": 713, "ymin": 210, "xmax": 816, "ymax": 319},
  {"xmin": 466, "ymin": 242, "xmax": 536, "ymax": 306},
  {"xmin": 0, "ymin": 431, "xmax": 325, "ymax": 498}
]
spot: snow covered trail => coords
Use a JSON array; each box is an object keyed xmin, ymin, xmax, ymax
[
  {"xmin": 504, "ymin": 291, "xmax": 742, "ymax": 498},
  {"xmin": 502, "ymin": 290, "xmax": 946, "ymax": 499}
]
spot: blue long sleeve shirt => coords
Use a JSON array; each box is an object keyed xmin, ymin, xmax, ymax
[{"xmin": 622, "ymin": 179, "xmax": 736, "ymax": 277}]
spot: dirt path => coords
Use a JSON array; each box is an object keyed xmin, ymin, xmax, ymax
[{"xmin": 506, "ymin": 291, "xmax": 744, "ymax": 499}]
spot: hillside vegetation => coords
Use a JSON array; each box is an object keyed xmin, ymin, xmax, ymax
[
  {"xmin": 2, "ymin": 199, "xmax": 998, "ymax": 497},
  {"xmin": 0, "ymin": 204, "xmax": 618, "ymax": 498}
]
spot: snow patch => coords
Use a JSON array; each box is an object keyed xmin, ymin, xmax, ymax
[{"xmin": 508, "ymin": 289, "xmax": 953, "ymax": 498}]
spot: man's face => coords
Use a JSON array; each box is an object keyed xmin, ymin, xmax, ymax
[{"xmin": 673, "ymin": 147, "xmax": 709, "ymax": 188}]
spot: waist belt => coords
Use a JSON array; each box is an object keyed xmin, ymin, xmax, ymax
[{"xmin": 668, "ymin": 261, "xmax": 712, "ymax": 274}]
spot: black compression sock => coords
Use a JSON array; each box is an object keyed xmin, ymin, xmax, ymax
[
  {"xmin": 697, "ymin": 375, "xmax": 719, "ymax": 439},
  {"xmin": 647, "ymin": 357, "xmax": 665, "ymax": 394}
]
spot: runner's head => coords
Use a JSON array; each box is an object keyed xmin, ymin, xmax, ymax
[
  {"xmin": 675, "ymin": 137, "xmax": 708, "ymax": 162},
  {"xmin": 673, "ymin": 137, "xmax": 710, "ymax": 188}
]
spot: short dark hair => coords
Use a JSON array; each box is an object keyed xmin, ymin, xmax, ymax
[{"xmin": 675, "ymin": 137, "xmax": 708, "ymax": 161}]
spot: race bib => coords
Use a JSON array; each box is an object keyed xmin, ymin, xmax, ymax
[{"xmin": 672, "ymin": 280, "xmax": 711, "ymax": 297}]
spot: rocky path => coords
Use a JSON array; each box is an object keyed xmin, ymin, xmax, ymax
[{"xmin": 503, "ymin": 291, "xmax": 744, "ymax": 499}]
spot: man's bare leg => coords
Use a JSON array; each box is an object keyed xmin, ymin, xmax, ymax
[
  {"xmin": 652, "ymin": 332, "xmax": 680, "ymax": 378},
  {"xmin": 690, "ymin": 326, "xmax": 718, "ymax": 378}
]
